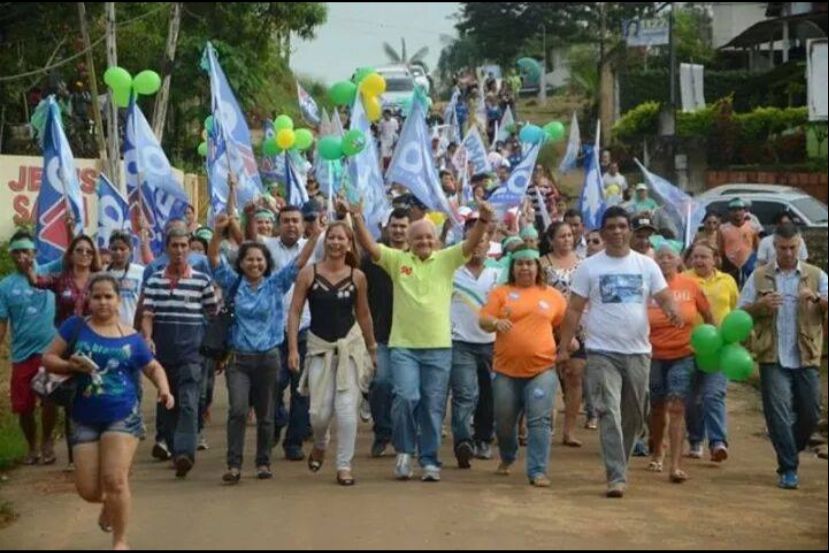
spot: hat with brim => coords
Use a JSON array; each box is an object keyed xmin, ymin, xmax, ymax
[
  {"xmin": 728, "ymin": 198, "xmax": 748, "ymax": 209},
  {"xmin": 635, "ymin": 183, "xmax": 648, "ymax": 191},
  {"xmin": 632, "ymin": 216, "xmax": 657, "ymax": 233}
]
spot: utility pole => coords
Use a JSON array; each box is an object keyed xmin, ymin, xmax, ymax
[
  {"xmin": 105, "ymin": 2, "xmax": 120, "ymax": 189},
  {"xmin": 539, "ymin": 23, "xmax": 547, "ymax": 104},
  {"xmin": 668, "ymin": 2, "xmax": 676, "ymax": 109},
  {"xmin": 152, "ymin": 2, "xmax": 182, "ymax": 143},
  {"xmin": 77, "ymin": 2, "xmax": 109, "ymax": 167},
  {"xmin": 598, "ymin": 2, "xmax": 607, "ymax": 148}
]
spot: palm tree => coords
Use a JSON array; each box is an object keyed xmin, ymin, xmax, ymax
[{"xmin": 383, "ymin": 38, "xmax": 430, "ymax": 72}]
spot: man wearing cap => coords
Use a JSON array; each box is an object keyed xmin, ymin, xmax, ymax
[
  {"xmin": 719, "ymin": 198, "xmax": 759, "ymax": 287},
  {"xmin": 347, "ymin": 196, "xmax": 495, "ymax": 482},
  {"xmin": 631, "ymin": 215, "xmax": 657, "ymax": 258},
  {"xmin": 0, "ymin": 230, "xmax": 59, "ymax": 466},
  {"xmin": 627, "ymin": 183, "xmax": 659, "ymax": 215}
]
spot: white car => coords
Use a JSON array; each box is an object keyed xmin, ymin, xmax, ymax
[
  {"xmin": 375, "ymin": 65, "xmax": 415, "ymax": 114},
  {"xmin": 698, "ymin": 192, "xmax": 828, "ymax": 231},
  {"xmin": 409, "ymin": 65, "xmax": 431, "ymax": 95},
  {"xmin": 698, "ymin": 183, "xmax": 803, "ymax": 198}
]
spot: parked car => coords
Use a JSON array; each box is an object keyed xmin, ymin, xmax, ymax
[
  {"xmin": 375, "ymin": 65, "xmax": 415, "ymax": 114},
  {"xmin": 698, "ymin": 183, "xmax": 803, "ymax": 198},
  {"xmin": 698, "ymin": 191, "xmax": 828, "ymax": 232}
]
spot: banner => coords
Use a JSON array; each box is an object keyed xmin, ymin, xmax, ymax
[
  {"xmin": 349, "ymin": 90, "xmax": 390, "ymax": 238},
  {"xmin": 680, "ymin": 63, "xmax": 706, "ymax": 113},
  {"xmin": 558, "ymin": 111, "xmax": 581, "ymax": 174},
  {"xmin": 462, "ymin": 126, "xmax": 492, "ymax": 176},
  {"xmin": 296, "ymin": 80, "xmax": 321, "ymax": 127},
  {"xmin": 496, "ymin": 105, "xmax": 514, "ymax": 143},
  {"xmin": 35, "ymin": 96, "xmax": 86, "ymax": 264},
  {"xmin": 96, "ymin": 173, "xmax": 129, "ymax": 251},
  {"xmin": 578, "ymin": 121, "xmax": 607, "ymax": 231},
  {"xmin": 488, "ymin": 142, "xmax": 541, "ymax": 211},
  {"xmin": 623, "ymin": 17, "xmax": 669, "ymax": 47},
  {"xmin": 634, "ymin": 158, "xmax": 705, "ymax": 246}
]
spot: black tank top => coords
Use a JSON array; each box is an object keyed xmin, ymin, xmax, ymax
[{"xmin": 307, "ymin": 264, "xmax": 357, "ymax": 342}]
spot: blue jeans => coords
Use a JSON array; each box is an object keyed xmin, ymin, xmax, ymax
[
  {"xmin": 369, "ymin": 344, "xmax": 393, "ymax": 443},
  {"xmin": 275, "ymin": 333, "xmax": 310, "ymax": 451},
  {"xmin": 493, "ymin": 370, "xmax": 557, "ymax": 480},
  {"xmin": 198, "ymin": 358, "xmax": 217, "ymax": 433},
  {"xmin": 389, "ymin": 347, "xmax": 452, "ymax": 468},
  {"xmin": 759, "ymin": 364, "xmax": 821, "ymax": 474},
  {"xmin": 685, "ymin": 367, "xmax": 729, "ymax": 448},
  {"xmin": 450, "ymin": 341, "xmax": 493, "ymax": 450},
  {"xmin": 158, "ymin": 362, "xmax": 203, "ymax": 461},
  {"xmin": 649, "ymin": 356, "xmax": 694, "ymax": 403}
]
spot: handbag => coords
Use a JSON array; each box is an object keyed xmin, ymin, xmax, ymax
[
  {"xmin": 31, "ymin": 317, "xmax": 85, "ymax": 408},
  {"xmin": 199, "ymin": 277, "xmax": 242, "ymax": 361}
]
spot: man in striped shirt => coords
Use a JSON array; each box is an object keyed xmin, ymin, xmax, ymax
[{"xmin": 142, "ymin": 227, "xmax": 218, "ymax": 478}]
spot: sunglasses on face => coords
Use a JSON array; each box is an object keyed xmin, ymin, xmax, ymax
[
  {"xmin": 74, "ymin": 247, "xmax": 95, "ymax": 255},
  {"xmin": 588, "ymin": 239, "xmax": 602, "ymax": 245}
]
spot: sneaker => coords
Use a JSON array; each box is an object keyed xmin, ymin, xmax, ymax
[
  {"xmin": 585, "ymin": 417, "xmax": 598, "ymax": 430},
  {"xmin": 632, "ymin": 440, "xmax": 649, "ymax": 457},
  {"xmin": 710, "ymin": 443, "xmax": 728, "ymax": 463},
  {"xmin": 284, "ymin": 447, "xmax": 305, "ymax": 461},
  {"xmin": 474, "ymin": 441, "xmax": 493, "ymax": 460},
  {"xmin": 359, "ymin": 396, "xmax": 372, "ymax": 423},
  {"xmin": 530, "ymin": 474, "xmax": 551, "ymax": 488},
  {"xmin": 778, "ymin": 471, "xmax": 799, "ymax": 490},
  {"xmin": 687, "ymin": 443, "xmax": 704, "ymax": 459},
  {"xmin": 394, "ymin": 453, "xmax": 414, "ymax": 480},
  {"xmin": 421, "ymin": 465, "xmax": 441, "ymax": 482},
  {"xmin": 152, "ymin": 441, "xmax": 172, "ymax": 461},
  {"xmin": 197, "ymin": 434, "xmax": 209, "ymax": 451},
  {"xmin": 495, "ymin": 461, "xmax": 512, "ymax": 476},
  {"xmin": 174, "ymin": 455, "xmax": 194, "ymax": 478},
  {"xmin": 370, "ymin": 439, "xmax": 389, "ymax": 458},
  {"xmin": 456, "ymin": 442, "xmax": 474, "ymax": 469},
  {"xmin": 606, "ymin": 482, "xmax": 626, "ymax": 498}
]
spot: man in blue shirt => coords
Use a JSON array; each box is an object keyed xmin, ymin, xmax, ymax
[{"xmin": 0, "ymin": 230, "xmax": 58, "ymax": 465}]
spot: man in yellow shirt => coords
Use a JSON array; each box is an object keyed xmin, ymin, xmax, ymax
[{"xmin": 349, "ymin": 197, "xmax": 494, "ymax": 482}]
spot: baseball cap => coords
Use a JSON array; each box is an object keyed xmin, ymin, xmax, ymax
[
  {"xmin": 301, "ymin": 199, "xmax": 322, "ymax": 220},
  {"xmin": 635, "ymin": 182, "xmax": 648, "ymax": 191},
  {"xmin": 728, "ymin": 198, "xmax": 749, "ymax": 209},
  {"xmin": 632, "ymin": 215, "xmax": 657, "ymax": 232}
]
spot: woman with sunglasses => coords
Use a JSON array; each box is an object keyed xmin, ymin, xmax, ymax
[{"xmin": 28, "ymin": 234, "xmax": 101, "ymax": 469}]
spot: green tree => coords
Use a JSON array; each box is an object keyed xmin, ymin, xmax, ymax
[{"xmin": 382, "ymin": 38, "xmax": 430, "ymax": 72}]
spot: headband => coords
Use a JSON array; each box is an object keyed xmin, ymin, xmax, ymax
[
  {"xmin": 502, "ymin": 236, "xmax": 523, "ymax": 249},
  {"xmin": 9, "ymin": 238, "xmax": 35, "ymax": 252},
  {"xmin": 519, "ymin": 226, "xmax": 539, "ymax": 239},
  {"xmin": 194, "ymin": 227, "xmax": 214, "ymax": 241},
  {"xmin": 650, "ymin": 235, "xmax": 683, "ymax": 255},
  {"xmin": 511, "ymin": 249, "xmax": 541, "ymax": 261},
  {"xmin": 254, "ymin": 209, "xmax": 276, "ymax": 222}
]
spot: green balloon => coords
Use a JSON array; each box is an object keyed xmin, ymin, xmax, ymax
[
  {"xmin": 204, "ymin": 116, "xmax": 214, "ymax": 134},
  {"xmin": 133, "ymin": 70, "xmax": 161, "ymax": 95},
  {"xmin": 544, "ymin": 121, "xmax": 566, "ymax": 142},
  {"xmin": 329, "ymin": 81, "xmax": 357, "ymax": 107},
  {"xmin": 274, "ymin": 114, "xmax": 294, "ymax": 132},
  {"xmin": 690, "ymin": 324, "xmax": 723, "ymax": 356},
  {"xmin": 113, "ymin": 86, "xmax": 132, "ymax": 108},
  {"xmin": 318, "ymin": 136, "xmax": 343, "ymax": 161},
  {"xmin": 262, "ymin": 137, "xmax": 280, "ymax": 157},
  {"xmin": 197, "ymin": 142, "xmax": 208, "ymax": 157},
  {"xmin": 719, "ymin": 344, "xmax": 755, "ymax": 381},
  {"xmin": 294, "ymin": 128, "xmax": 314, "ymax": 151},
  {"xmin": 104, "ymin": 66, "xmax": 132, "ymax": 91},
  {"xmin": 353, "ymin": 67, "xmax": 376, "ymax": 84},
  {"xmin": 695, "ymin": 351, "xmax": 720, "ymax": 374},
  {"xmin": 342, "ymin": 129, "xmax": 366, "ymax": 156},
  {"xmin": 721, "ymin": 309, "xmax": 754, "ymax": 344}
]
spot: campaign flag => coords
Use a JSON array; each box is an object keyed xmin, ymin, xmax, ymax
[
  {"xmin": 462, "ymin": 126, "xmax": 492, "ymax": 175},
  {"xmin": 331, "ymin": 108, "xmax": 345, "ymax": 137},
  {"xmin": 349, "ymin": 89, "xmax": 390, "ymax": 238},
  {"xmin": 319, "ymin": 107, "xmax": 332, "ymax": 136},
  {"xmin": 634, "ymin": 158, "xmax": 705, "ymax": 246},
  {"xmin": 578, "ymin": 121, "xmax": 607, "ymax": 231},
  {"xmin": 202, "ymin": 41, "xmax": 262, "ymax": 216},
  {"xmin": 285, "ymin": 154, "xmax": 310, "ymax": 207},
  {"xmin": 258, "ymin": 118, "xmax": 280, "ymax": 182},
  {"xmin": 34, "ymin": 96, "xmax": 86, "ymax": 264},
  {"xmin": 558, "ymin": 111, "xmax": 581, "ymax": 174},
  {"xmin": 96, "ymin": 173, "xmax": 129, "ymax": 251},
  {"xmin": 297, "ymin": 80, "xmax": 321, "ymax": 127},
  {"xmin": 534, "ymin": 184, "xmax": 552, "ymax": 231},
  {"xmin": 488, "ymin": 142, "xmax": 541, "ymax": 211},
  {"xmin": 496, "ymin": 105, "xmax": 514, "ymax": 142},
  {"xmin": 124, "ymin": 98, "xmax": 190, "ymax": 255},
  {"xmin": 386, "ymin": 90, "xmax": 458, "ymax": 225}
]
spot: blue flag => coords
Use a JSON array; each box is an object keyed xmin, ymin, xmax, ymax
[
  {"xmin": 96, "ymin": 173, "xmax": 129, "ymax": 251},
  {"xmin": 488, "ymin": 142, "xmax": 541, "ymax": 210},
  {"xmin": 349, "ymin": 92, "xmax": 390, "ymax": 239},
  {"xmin": 258, "ymin": 119, "xmax": 280, "ymax": 182},
  {"xmin": 386, "ymin": 91, "xmax": 457, "ymax": 224},
  {"xmin": 634, "ymin": 159, "xmax": 705, "ymax": 246},
  {"xmin": 461, "ymin": 126, "xmax": 492, "ymax": 175},
  {"xmin": 578, "ymin": 122, "xmax": 607, "ymax": 231},
  {"xmin": 124, "ymin": 98, "xmax": 190, "ymax": 255},
  {"xmin": 558, "ymin": 111, "xmax": 581, "ymax": 175},
  {"xmin": 35, "ymin": 96, "xmax": 85, "ymax": 264},
  {"xmin": 286, "ymin": 155, "xmax": 310, "ymax": 207},
  {"xmin": 202, "ymin": 42, "xmax": 262, "ymax": 215},
  {"xmin": 297, "ymin": 81, "xmax": 321, "ymax": 127}
]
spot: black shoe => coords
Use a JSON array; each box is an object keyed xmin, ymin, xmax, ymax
[
  {"xmin": 174, "ymin": 455, "xmax": 193, "ymax": 478},
  {"xmin": 370, "ymin": 439, "xmax": 389, "ymax": 458},
  {"xmin": 152, "ymin": 441, "xmax": 172, "ymax": 461},
  {"xmin": 256, "ymin": 466, "xmax": 273, "ymax": 479},
  {"xmin": 456, "ymin": 441, "xmax": 474, "ymax": 469},
  {"xmin": 284, "ymin": 447, "xmax": 305, "ymax": 461},
  {"xmin": 222, "ymin": 468, "xmax": 241, "ymax": 484}
]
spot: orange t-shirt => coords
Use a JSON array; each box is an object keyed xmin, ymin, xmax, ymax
[
  {"xmin": 480, "ymin": 284, "xmax": 567, "ymax": 378},
  {"xmin": 648, "ymin": 273, "xmax": 711, "ymax": 360},
  {"xmin": 720, "ymin": 222, "xmax": 757, "ymax": 268}
]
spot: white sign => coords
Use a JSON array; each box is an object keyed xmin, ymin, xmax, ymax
[
  {"xmin": 680, "ymin": 63, "xmax": 706, "ymax": 113},
  {"xmin": 623, "ymin": 18, "xmax": 669, "ymax": 47},
  {"xmin": 807, "ymin": 39, "xmax": 828, "ymax": 122}
]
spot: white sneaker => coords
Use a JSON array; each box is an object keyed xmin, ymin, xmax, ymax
[
  {"xmin": 421, "ymin": 465, "xmax": 441, "ymax": 482},
  {"xmin": 394, "ymin": 453, "xmax": 413, "ymax": 480},
  {"xmin": 197, "ymin": 434, "xmax": 209, "ymax": 451},
  {"xmin": 359, "ymin": 397, "xmax": 372, "ymax": 423}
]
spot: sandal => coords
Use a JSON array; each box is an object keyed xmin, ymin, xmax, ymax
[
  {"xmin": 669, "ymin": 469, "xmax": 688, "ymax": 483},
  {"xmin": 22, "ymin": 452, "xmax": 40, "ymax": 466},
  {"xmin": 256, "ymin": 466, "xmax": 273, "ymax": 480},
  {"xmin": 98, "ymin": 507, "xmax": 113, "ymax": 533},
  {"xmin": 647, "ymin": 460, "xmax": 664, "ymax": 473},
  {"xmin": 222, "ymin": 468, "xmax": 241, "ymax": 484},
  {"xmin": 585, "ymin": 418, "xmax": 598, "ymax": 430},
  {"xmin": 307, "ymin": 449, "xmax": 324, "ymax": 473},
  {"xmin": 41, "ymin": 445, "xmax": 56, "ymax": 465},
  {"xmin": 336, "ymin": 470, "xmax": 355, "ymax": 486},
  {"xmin": 562, "ymin": 437, "xmax": 583, "ymax": 448},
  {"xmin": 495, "ymin": 462, "xmax": 512, "ymax": 476}
]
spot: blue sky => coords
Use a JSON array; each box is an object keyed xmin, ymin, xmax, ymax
[{"xmin": 290, "ymin": 2, "xmax": 460, "ymax": 85}]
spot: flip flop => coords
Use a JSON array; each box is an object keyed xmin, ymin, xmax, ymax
[
  {"xmin": 670, "ymin": 469, "xmax": 688, "ymax": 483},
  {"xmin": 98, "ymin": 510, "xmax": 113, "ymax": 533},
  {"xmin": 336, "ymin": 471, "xmax": 355, "ymax": 486},
  {"xmin": 647, "ymin": 460, "xmax": 664, "ymax": 473},
  {"xmin": 307, "ymin": 450, "xmax": 324, "ymax": 473},
  {"xmin": 562, "ymin": 437, "xmax": 583, "ymax": 448}
]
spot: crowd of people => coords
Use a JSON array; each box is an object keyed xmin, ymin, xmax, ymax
[{"xmin": 2, "ymin": 116, "xmax": 827, "ymax": 550}]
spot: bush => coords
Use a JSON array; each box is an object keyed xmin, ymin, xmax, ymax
[
  {"xmin": 0, "ymin": 242, "xmax": 14, "ymax": 279},
  {"xmin": 612, "ymin": 101, "xmax": 660, "ymax": 142}
]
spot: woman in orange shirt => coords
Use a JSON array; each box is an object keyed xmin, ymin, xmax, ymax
[
  {"xmin": 480, "ymin": 247, "xmax": 568, "ymax": 488},
  {"xmin": 647, "ymin": 239, "xmax": 714, "ymax": 483}
]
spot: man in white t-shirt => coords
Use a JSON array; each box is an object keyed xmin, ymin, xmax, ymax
[
  {"xmin": 379, "ymin": 109, "xmax": 400, "ymax": 167},
  {"xmin": 557, "ymin": 206, "xmax": 681, "ymax": 498},
  {"xmin": 602, "ymin": 163, "xmax": 627, "ymax": 206}
]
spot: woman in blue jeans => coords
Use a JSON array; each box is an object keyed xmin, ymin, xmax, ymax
[
  {"xmin": 43, "ymin": 275, "xmax": 173, "ymax": 550},
  {"xmin": 479, "ymin": 247, "xmax": 569, "ymax": 487}
]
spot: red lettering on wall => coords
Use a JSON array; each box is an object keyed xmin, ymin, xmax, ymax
[
  {"xmin": 8, "ymin": 166, "xmax": 26, "ymax": 192},
  {"xmin": 28, "ymin": 167, "xmax": 42, "ymax": 192},
  {"xmin": 79, "ymin": 168, "xmax": 97, "ymax": 194},
  {"xmin": 13, "ymin": 194, "xmax": 31, "ymax": 223}
]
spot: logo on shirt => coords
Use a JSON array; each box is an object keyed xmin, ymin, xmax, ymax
[
  {"xmin": 400, "ymin": 266, "xmax": 413, "ymax": 276},
  {"xmin": 599, "ymin": 274, "xmax": 644, "ymax": 304},
  {"xmin": 538, "ymin": 300, "xmax": 550, "ymax": 310},
  {"xmin": 508, "ymin": 292, "xmax": 520, "ymax": 301}
]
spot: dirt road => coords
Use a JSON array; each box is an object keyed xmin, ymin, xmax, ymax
[{"xmin": 1, "ymin": 379, "xmax": 826, "ymax": 550}]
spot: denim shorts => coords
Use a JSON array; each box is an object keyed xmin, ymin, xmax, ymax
[
  {"xmin": 70, "ymin": 405, "xmax": 144, "ymax": 446},
  {"xmin": 649, "ymin": 356, "xmax": 694, "ymax": 403}
]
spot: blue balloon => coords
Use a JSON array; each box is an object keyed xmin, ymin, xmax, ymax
[{"xmin": 519, "ymin": 124, "xmax": 545, "ymax": 145}]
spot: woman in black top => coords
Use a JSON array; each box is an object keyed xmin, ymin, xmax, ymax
[{"xmin": 287, "ymin": 222, "xmax": 376, "ymax": 486}]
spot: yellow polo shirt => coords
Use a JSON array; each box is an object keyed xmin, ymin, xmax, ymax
[
  {"xmin": 376, "ymin": 243, "xmax": 468, "ymax": 348},
  {"xmin": 682, "ymin": 269, "xmax": 739, "ymax": 325}
]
